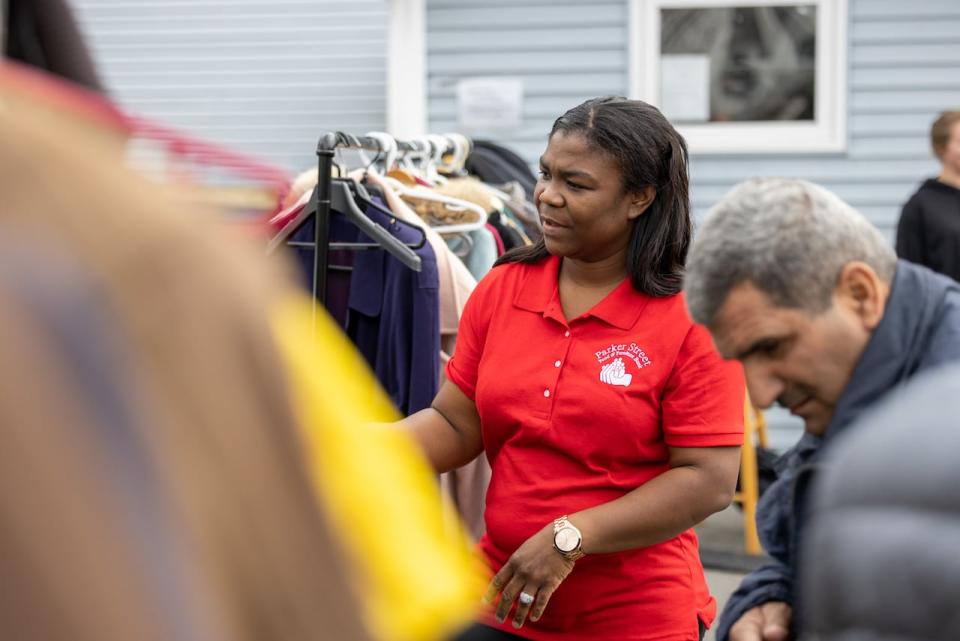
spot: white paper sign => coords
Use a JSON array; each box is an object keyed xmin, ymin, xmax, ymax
[
  {"xmin": 660, "ymin": 55, "xmax": 711, "ymax": 123},
  {"xmin": 456, "ymin": 77, "xmax": 524, "ymax": 131}
]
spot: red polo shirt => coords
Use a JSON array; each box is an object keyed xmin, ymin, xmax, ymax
[{"xmin": 446, "ymin": 256, "xmax": 744, "ymax": 641}]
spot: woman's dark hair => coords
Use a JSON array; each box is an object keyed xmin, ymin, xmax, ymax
[{"xmin": 496, "ymin": 96, "xmax": 691, "ymax": 297}]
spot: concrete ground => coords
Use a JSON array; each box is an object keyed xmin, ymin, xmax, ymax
[
  {"xmin": 696, "ymin": 506, "xmax": 762, "ymax": 641},
  {"xmin": 703, "ymin": 569, "xmax": 746, "ymax": 641}
]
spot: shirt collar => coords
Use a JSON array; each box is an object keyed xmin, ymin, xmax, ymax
[{"xmin": 513, "ymin": 255, "xmax": 649, "ymax": 330}]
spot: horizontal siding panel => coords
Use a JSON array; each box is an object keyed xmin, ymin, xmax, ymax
[
  {"xmin": 429, "ymin": 50, "xmax": 623, "ymax": 75},
  {"xmin": 143, "ymin": 110, "xmax": 387, "ymax": 127},
  {"xmin": 852, "ymin": 67, "xmax": 959, "ymax": 89},
  {"xmin": 688, "ymin": 159, "xmax": 937, "ymax": 185},
  {"xmin": 81, "ymin": 0, "xmax": 385, "ymax": 11},
  {"xmin": 100, "ymin": 54, "xmax": 386, "ymax": 74},
  {"xmin": 429, "ymin": 27, "xmax": 625, "ymax": 52},
  {"xmin": 850, "ymin": 114, "xmax": 934, "ymax": 136},
  {"xmin": 429, "ymin": 73, "xmax": 626, "ymax": 97},
  {"xmin": 692, "ymin": 183, "xmax": 919, "ymax": 209},
  {"xmin": 428, "ymin": 120, "xmax": 554, "ymax": 141},
  {"xmin": 853, "ymin": 0, "xmax": 960, "ymax": 19},
  {"xmin": 694, "ymin": 206, "xmax": 895, "ymax": 242},
  {"xmin": 851, "ymin": 20, "xmax": 960, "ymax": 43},
  {"xmin": 81, "ymin": 22, "xmax": 385, "ymax": 40},
  {"xmin": 851, "ymin": 91, "xmax": 960, "ymax": 114},
  {"xmin": 74, "ymin": 0, "xmax": 388, "ymax": 171},
  {"xmin": 163, "ymin": 123, "xmax": 387, "ymax": 139},
  {"xmin": 430, "ymin": 0, "xmax": 594, "ymax": 6},
  {"xmin": 848, "ymin": 136, "xmax": 935, "ymax": 159},
  {"xmin": 138, "ymin": 98, "xmax": 388, "ymax": 114},
  {"xmin": 426, "ymin": 0, "xmax": 628, "ymax": 170},
  {"xmin": 429, "ymin": 95, "xmax": 621, "ymax": 120},
  {"xmin": 77, "ymin": 10, "xmax": 386, "ymax": 26},
  {"xmin": 87, "ymin": 29, "xmax": 385, "ymax": 47},
  {"xmin": 852, "ymin": 44, "xmax": 960, "ymax": 68},
  {"xmin": 123, "ymin": 80, "xmax": 387, "ymax": 103},
  {"xmin": 428, "ymin": 5, "xmax": 626, "ymax": 29},
  {"xmin": 102, "ymin": 69, "xmax": 384, "ymax": 86}
]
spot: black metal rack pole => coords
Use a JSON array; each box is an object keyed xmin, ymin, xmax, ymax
[
  {"xmin": 313, "ymin": 132, "xmax": 340, "ymax": 307},
  {"xmin": 311, "ymin": 131, "xmax": 453, "ymax": 311}
]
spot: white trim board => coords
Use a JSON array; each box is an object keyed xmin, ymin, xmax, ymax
[
  {"xmin": 629, "ymin": 0, "xmax": 848, "ymax": 154},
  {"xmin": 388, "ymin": 0, "xmax": 428, "ymax": 138}
]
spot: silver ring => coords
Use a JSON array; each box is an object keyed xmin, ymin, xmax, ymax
[{"xmin": 518, "ymin": 592, "xmax": 535, "ymax": 606}]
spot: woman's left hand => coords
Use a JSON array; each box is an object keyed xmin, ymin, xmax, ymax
[{"xmin": 483, "ymin": 522, "xmax": 576, "ymax": 629}]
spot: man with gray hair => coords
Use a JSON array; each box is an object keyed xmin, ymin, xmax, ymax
[{"xmin": 685, "ymin": 178, "xmax": 960, "ymax": 641}]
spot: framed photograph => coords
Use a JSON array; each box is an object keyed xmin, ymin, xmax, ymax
[{"xmin": 629, "ymin": 0, "xmax": 848, "ymax": 154}]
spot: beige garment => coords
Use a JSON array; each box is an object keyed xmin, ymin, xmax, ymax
[
  {"xmin": 403, "ymin": 176, "xmax": 502, "ymax": 227},
  {"xmin": 0, "ymin": 64, "xmax": 370, "ymax": 641}
]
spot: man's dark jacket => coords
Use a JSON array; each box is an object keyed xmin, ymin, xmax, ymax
[{"xmin": 716, "ymin": 260, "xmax": 960, "ymax": 641}]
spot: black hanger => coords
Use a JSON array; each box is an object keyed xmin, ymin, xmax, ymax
[{"xmin": 268, "ymin": 178, "xmax": 424, "ymax": 272}]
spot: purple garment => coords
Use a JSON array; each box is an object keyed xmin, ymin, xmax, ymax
[
  {"xmin": 346, "ymin": 197, "xmax": 440, "ymax": 416},
  {"xmin": 286, "ymin": 196, "xmax": 440, "ymax": 416},
  {"xmin": 286, "ymin": 212, "xmax": 354, "ymax": 327}
]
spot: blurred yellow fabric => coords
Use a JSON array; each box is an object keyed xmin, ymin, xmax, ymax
[{"xmin": 272, "ymin": 297, "xmax": 486, "ymax": 641}]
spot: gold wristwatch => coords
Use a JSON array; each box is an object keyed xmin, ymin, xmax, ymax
[{"xmin": 553, "ymin": 515, "xmax": 584, "ymax": 561}]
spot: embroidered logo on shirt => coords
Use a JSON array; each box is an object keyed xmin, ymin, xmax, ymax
[
  {"xmin": 595, "ymin": 343, "xmax": 652, "ymax": 388},
  {"xmin": 600, "ymin": 358, "xmax": 632, "ymax": 387}
]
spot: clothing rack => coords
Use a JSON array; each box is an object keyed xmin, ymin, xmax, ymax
[{"xmin": 311, "ymin": 131, "xmax": 454, "ymax": 305}]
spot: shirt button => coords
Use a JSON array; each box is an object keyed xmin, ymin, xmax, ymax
[
  {"xmin": 543, "ymin": 389, "xmax": 551, "ymax": 398},
  {"xmin": 554, "ymin": 360, "xmax": 561, "ymax": 367},
  {"xmin": 564, "ymin": 330, "xmax": 570, "ymax": 338}
]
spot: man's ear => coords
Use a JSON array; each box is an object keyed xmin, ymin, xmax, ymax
[
  {"xmin": 627, "ymin": 185, "xmax": 656, "ymax": 220},
  {"xmin": 835, "ymin": 261, "xmax": 889, "ymax": 331}
]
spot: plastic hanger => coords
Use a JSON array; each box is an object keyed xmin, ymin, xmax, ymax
[
  {"xmin": 269, "ymin": 178, "xmax": 424, "ymax": 271},
  {"xmin": 360, "ymin": 132, "xmax": 487, "ymax": 235}
]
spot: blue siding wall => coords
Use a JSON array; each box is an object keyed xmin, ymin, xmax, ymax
[
  {"xmin": 426, "ymin": 0, "xmax": 960, "ymax": 449},
  {"xmin": 426, "ymin": 0, "xmax": 630, "ymax": 163},
  {"xmin": 427, "ymin": 0, "xmax": 960, "ymax": 241},
  {"xmin": 72, "ymin": 0, "xmax": 389, "ymax": 171}
]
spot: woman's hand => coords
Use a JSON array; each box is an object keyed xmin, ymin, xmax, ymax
[{"xmin": 483, "ymin": 523, "xmax": 576, "ymax": 629}]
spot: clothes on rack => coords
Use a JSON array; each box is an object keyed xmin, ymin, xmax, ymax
[
  {"xmin": 465, "ymin": 140, "xmax": 538, "ymax": 201},
  {"xmin": 285, "ymin": 197, "xmax": 441, "ymax": 416},
  {"xmin": 486, "ymin": 223, "xmax": 506, "ymax": 256},
  {"xmin": 363, "ymin": 175, "xmax": 491, "ymax": 543},
  {"xmin": 364, "ymin": 174, "xmax": 477, "ymax": 360},
  {"xmin": 447, "ymin": 227, "xmax": 499, "ymax": 280},
  {"xmin": 273, "ymin": 134, "xmax": 540, "ymax": 543},
  {"xmin": 487, "ymin": 210, "xmax": 524, "ymax": 252}
]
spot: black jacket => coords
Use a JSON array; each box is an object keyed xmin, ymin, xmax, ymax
[
  {"xmin": 896, "ymin": 178, "xmax": 960, "ymax": 282},
  {"xmin": 464, "ymin": 141, "xmax": 537, "ymax": 201}
]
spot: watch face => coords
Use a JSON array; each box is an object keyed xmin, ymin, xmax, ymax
[{"xmin": 555, "ymin": 527, "xmax": 580, "ymax": 553}]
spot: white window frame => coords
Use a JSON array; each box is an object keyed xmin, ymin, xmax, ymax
[
  {"xmin": 387, "ymin": 0, "xmax": 428, "ymax": 139},
  {"xmin": 628, "ymin": 0, "xmax": 848, "ymax": 154}
]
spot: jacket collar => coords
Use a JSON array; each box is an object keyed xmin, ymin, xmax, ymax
[{"xmin": 823, "ymin": 260, "xmax": 958, "ymax": 443}]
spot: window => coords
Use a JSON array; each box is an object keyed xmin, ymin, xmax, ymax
[{"xmin": 629, "ymin": 0, "xmax": 847, "ymax": 154}]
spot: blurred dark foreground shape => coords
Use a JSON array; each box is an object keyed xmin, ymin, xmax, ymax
[{"xmin": 803, "ymin": 365, "xmax": 960, "ymax": 641}]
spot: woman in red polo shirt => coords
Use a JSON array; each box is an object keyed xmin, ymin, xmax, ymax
[{"xmin": 401, "ymin": 97, "xmax": 745, "ymax": 641}]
